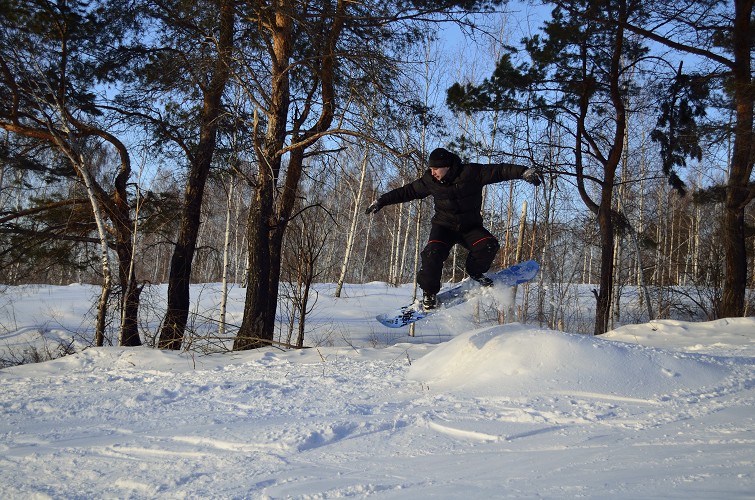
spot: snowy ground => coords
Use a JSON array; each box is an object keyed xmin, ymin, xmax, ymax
[{"xmin": 0, "ymin": 282, "xmax": 753, "ymax": 498}]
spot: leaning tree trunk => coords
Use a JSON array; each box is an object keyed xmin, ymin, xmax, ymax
[
  {"xmin": 511, "ymin": 201, "xmax": 528, "ymax": 325},
  {"xmin": 158, "ymin": 140, "xmax": 216, "ymax": 349},
  {"xmin": 69, "ymin": 147, "xmax": 112, "ymax": 347},
  {"xmin": 46, "ymin": 120, "xmax": 113, "ymax": 346},
  {"xmin": 37, "ymin": 75, "xmax": 144, "ymax": 346},
  {"xmin": 158, "ymin": 0, "xmax": 234, "ymax": 350}
]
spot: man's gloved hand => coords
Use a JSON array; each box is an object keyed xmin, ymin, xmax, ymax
[
  {"xmin": 521, "ymin": 167, "xmax": 544, "ymax": 186},
  {"xmin": 365, "ymin": 200, "xmax": 383, "ymax": 215}
]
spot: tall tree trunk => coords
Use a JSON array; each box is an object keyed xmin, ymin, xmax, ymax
[
  {"xmin": 578, "ymin": 1, "xmax": 627, "ymax": 335},
  {"xmin": 235, "ymin": 0, "xmax": 296, "ymax": 350},
  {"xmin": 266, "ymin": 145, "xmax": 320, "ymax": 341},
  {"xmin": 720, "ymin": 0, "xmax": 754, "ymax": 318},
  {"xmin": 611, "ymin": 114, "xmax": 630, "ymax": 328},
  {"xmin": 235, "ymin": 177, "xmax": 274, "ymax": 350},
  {"xmin": 721, "ymin": 207, "xmax": 748, "ymax": 317},
  {"xmin": 158, "ymin": 0, "xmax": 234, "ymax": 349},
  {"xmin": 594, "ymin": 200, "xmax": 616, "ymax": 335}
]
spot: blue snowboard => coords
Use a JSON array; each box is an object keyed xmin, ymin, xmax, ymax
[{"xmin": 376, "ymin": 260, "xmax": 540, "ymax": 328}]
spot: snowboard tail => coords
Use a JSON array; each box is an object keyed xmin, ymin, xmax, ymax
[{"xmin": 376, "ymin": 260, "xmax": 540, "ymax": 328}]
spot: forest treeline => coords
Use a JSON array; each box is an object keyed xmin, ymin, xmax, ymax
[{"xmin": 0, "ymin": 0, "xmax": 753, "ymax": 349}]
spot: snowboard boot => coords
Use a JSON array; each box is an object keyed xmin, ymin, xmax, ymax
[
  {"xmin": 470, "ymin": 273, "xmax": 494, "ymax": 287},
  {"xmin": 422, "ymin": 292, "xmax": 437, "ymax": 310}
]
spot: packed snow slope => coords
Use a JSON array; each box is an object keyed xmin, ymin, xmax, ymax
[{"xmin": 0, "ymin": 282, "xmax": 753, "ymax": 499}]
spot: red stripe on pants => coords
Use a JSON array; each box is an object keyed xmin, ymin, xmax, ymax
[{"xmin": 472, "ymin": 236, "xmax": 494, "ymax": 246}]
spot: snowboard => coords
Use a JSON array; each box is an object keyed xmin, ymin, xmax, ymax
[{"xmin": 376, "ymin": 260, "xmax": 540, "ymax": 328}]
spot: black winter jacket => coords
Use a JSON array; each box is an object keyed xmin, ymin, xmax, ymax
[{"xmin": 378, "ymin": 160, "xmax": 527, "ymax": 230}]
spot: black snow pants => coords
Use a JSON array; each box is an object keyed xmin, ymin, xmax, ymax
[{"xmin": 417, "ymin": 224, "xmax": 500, "ymax": 295}]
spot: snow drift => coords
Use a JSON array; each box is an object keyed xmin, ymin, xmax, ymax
[
  {"xmin": 1, "ymin": 283, "xmax": 753, "ymax": 498},
  {"xmin": 408, "ymin": 324, "xmax": 734, "ymax": 398}
]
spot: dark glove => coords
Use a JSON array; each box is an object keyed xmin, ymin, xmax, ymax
[
  {"xmin": 365, "ymin": 200, "xmax": 383, "ymax": 215},
  {"xmin": 521, "ymin": 167, "xmax": 544, "ymax": 186}
]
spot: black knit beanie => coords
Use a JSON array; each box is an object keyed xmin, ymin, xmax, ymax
[{"xmin": 427, "ymin": 147, "xmax": 457, "ymax": 168}]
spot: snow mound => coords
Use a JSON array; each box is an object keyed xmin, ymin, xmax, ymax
[
  {"xmin": 605, "ymin": 317, "xmax": 755, "ymax": 356},
  {"xmin": 407, "ymin": 324, "xmax": 732, "ymax": 398}
]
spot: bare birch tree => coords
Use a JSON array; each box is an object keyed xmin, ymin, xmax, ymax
[{"xmin": 335, "ymin": 145, "xmax": 370, "ymax": 297}]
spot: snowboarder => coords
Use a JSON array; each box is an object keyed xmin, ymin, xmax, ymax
[{"xmin": 365, "ymin": 147, "xmax": 542, "ymax": 310}]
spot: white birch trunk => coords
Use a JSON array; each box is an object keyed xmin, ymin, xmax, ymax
[
  {"xmin": 653, "ymin": 186, "xmax": 664, "ymax": 285},
  {"xmin": 399, "ymin": 206, "xmax": 411, "ymax": 284},
  {"xmin": 389, "ymin": 203, "xmax": 404, "ymax": 285},
  {"xmin": 68, "ymin": 147, "xmax": 112, "ymax": 347},
  {"xmin": 693, "ymin": 203, "xmax": 701, "ymax": 280},
  {"xmin": 360, "ymin": 212, "xmax": 374, "ymax": 282},
  {"xmin": 637, "ymin": 139, "xmax": 646, "ymax": 307},
  {"xmin": 503, "ymin": 182, "xmax": 515, "ymax": 267},
  {"xmin": 408, "ymin": 202, "xmax": 423, "ymax": 338},
  {"xmin": 335, "ymin": 147, "xmax": 369, "ymax": 297},
  {"xmin": 507, "ymin": 201, "xmax": 528, "ymax": 323},
  {"xmin": 583, "ymin": 250, "xmax": 588, "ymax": 284},
  {"xmin": 630, "ymin": 226, "xmax": 655, "ymax": 320},
  {"xmin": 219, "ymin": 175, "xmax": 236, "ymax": 335},
  {"xmin": 45, "ymin": 84, "xmax": 115, "ymax": 344}
]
